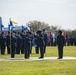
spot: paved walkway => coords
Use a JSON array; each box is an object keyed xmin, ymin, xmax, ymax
[{"xmin": 0, "ymin": 57, "xmax": 76, "ymax": 61}]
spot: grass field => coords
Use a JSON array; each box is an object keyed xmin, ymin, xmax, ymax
[{"xmin": 0, "ymin": 46, "xmax": 76, "ymax": 75}]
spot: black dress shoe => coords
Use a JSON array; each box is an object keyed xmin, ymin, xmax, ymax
[
  {"xmin": 39, "ymin": 57, "xmax": 44, "ymax": 59},
  {"xmin": 25, "ymin": 57, "xmax": 29, "ymax": 59},
  {"xmin": 11, "ymin": 57, "xmax": 14, "ymax": 58},
  {"xmin": 57, "ymin": 57, "xmax": 62, "ymax": 59}
]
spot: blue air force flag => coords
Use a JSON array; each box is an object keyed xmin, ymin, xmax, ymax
[
  {"xmin": 8, "ymin": 21, "xmax": 14, "ymax": 30},
  {"xmin": 22, "ymin": 26, "xmax": 27, "ymax": 31},
  {"xmin": 1, "ymin": 24, "xmax": 4, "ymax": 31}
]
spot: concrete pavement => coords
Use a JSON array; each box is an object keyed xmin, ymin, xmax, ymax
[{"xmin": 0, "ymin": 57, "xmax": 76, "ymax": 61}]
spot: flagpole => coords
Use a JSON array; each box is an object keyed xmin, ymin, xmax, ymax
[
  {"xmin": 9, "ymin": 18, "xmax": 12, "ymax": 58},
  {"xmin": 10, "ymin": 30, "xmax": 12, "ymax": 58}
]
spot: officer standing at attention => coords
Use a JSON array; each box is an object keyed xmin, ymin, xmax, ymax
[
  {"xmin": 21, "ymin": 30, "xmax": 25, "ymax": 54},
  {"xmin": 24, "ymin": 31, "xmax": 31, "ymax": 59},
  {"xmin": 6, "ymin": 31, "xmax": 10, "ymax": 54},
  {"xmin": 57, "ymin": 30, "xmax": 65, "ymax": 59},
  {"xmin": 37, "ymin": 30, "xmax": 44, "ymax": 58},
  {"xmin": 10, "ymin": 32, "xmax": 17, "ymax": 58},
  {"xmin": 16, "ymin": 32, "xmax": 22, "ymax": 54},
  {"xmin": 34, "ymin": 34, "xmax": 39, "ymax": 54},
  {"xmin": 42, "ymin": 29, "xmax": 48, "ymax": 53},
  {"xmin": 0, "ymin": 32, "xmax": 6, "ymax": 55},
  {"xmin": 29, "ymin": 32, "xmax": 33, "ymax": 54}
]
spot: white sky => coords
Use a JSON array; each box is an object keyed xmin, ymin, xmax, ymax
[{"xmin": 0, "ymin": 0, "xmax": 76, "ymax": 30}]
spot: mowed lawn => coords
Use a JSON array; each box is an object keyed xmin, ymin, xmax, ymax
[{"xmin": 0, "ymin": 46, "xmax": 76, "ymax": 75}]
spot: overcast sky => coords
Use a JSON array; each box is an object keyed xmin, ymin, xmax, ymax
[{"xmin": 0, "ymin": 0, "xmax": 76, "ymax": 30}]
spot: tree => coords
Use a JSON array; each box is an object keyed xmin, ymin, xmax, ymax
[
  {"xmin": 50, "ymin": 25, "xmax": 62, "ymax": 32},
  {"xmin": 26, "ymin": 20, "xmax": 51, "ymax": 32},
  {"xmin": 71, "ymin": 30, "xmax": 76, "ymax": 37}
]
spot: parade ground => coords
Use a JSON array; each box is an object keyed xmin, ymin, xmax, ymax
[{"xmin": 0, "ymin": 46, "xmax": 76, "ymax": 75}]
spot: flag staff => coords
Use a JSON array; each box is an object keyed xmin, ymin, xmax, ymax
[
  {"xmin": 10, "ymin": 30, "xmax": 12, "ymax": 58},
  {"xmin": 9, "ymin": 18, "xmax": 12, "ymax": 58}
]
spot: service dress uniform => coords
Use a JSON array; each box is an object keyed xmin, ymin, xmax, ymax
[
  {"xmin": 10, "ymin": 33, "xmax": 17, "ymax": 58},
  {"xmin": 6, "ymin": 33, "xmax": 10, "ymax": 54},
  {"xmin": 0, "ymin": 32, "xmax": 6, "ymax": 55},
  {"xmin": 57, "ymin": 30, "xmax": 65, "ymax": 59},
  {"xmin": 37, "ymin": 31, "xmax": 44, "ymax": 58},
  {"xmin": 24, "ymin": 32, "xmax": 31, "ymax": 59},
  {"xmin": 16, "ymin": 33, "xmax": 22, "ymax": 54}
]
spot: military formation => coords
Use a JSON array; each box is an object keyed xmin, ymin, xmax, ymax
[
  {"xmin": 0, "ymin": 29, "xmax": 76, "ymax": 59},
  {"xmin": 0, "ymin": 29, "xmax": 48, "ymax": 59}
]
